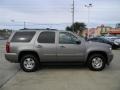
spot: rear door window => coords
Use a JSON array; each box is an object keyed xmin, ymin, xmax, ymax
[
  {"xmin": 11, "ymin": 31, "xmax": 35, "ymax": 42},
  {"xmin": 37, "ymin": 31, "xmax": 55, "ymax": 43}
]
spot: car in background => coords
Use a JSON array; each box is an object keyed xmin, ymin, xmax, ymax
[
  {"xmin": 88, "ymin": 37, "xmax": 120, "ymax": 49},
  {"xmin": 103, "ymin": 36, "xmax": 120, "ymax": 42},
  {"xmin": 102, "ymin": 36, "xmax": 120, "ymax": 48},
  {"xmin": 114, "ymin": 39, "xmax": 120, "ymax": 45}
]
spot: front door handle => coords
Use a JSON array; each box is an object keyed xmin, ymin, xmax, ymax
[{"xmin": 60, "ymin": 46, "xmax": 65, "ymax": 48}]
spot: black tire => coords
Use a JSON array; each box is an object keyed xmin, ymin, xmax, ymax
[
  {"xmin": 20, "ymin": 54, "xmax": 39, "ymax": 72},
  {"xmin": 87, "ymin": 54, "xmax": 106, "ymax": 71}
]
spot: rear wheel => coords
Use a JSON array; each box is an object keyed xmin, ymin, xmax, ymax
[
  {"xmin": 20, "ymin": 54, "xmax": 39, "ymax": 72},
  {"xmin": 87, "ymin": 54, "xmax": 106, "ymax": 71}
]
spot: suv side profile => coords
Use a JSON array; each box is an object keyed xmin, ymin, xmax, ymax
[{"xmin": 5, "ymin": 30, "xmax": 113, "ymax": 72}]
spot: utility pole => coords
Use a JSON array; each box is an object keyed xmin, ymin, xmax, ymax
[
  {"xmin": 72, "ymin": 0, "xmax": 75, "ymax": 32},
  {"xmin": 10, "ymin": 20, "xmax": 15, "ymax": 31},
  {"xmin": 24, "ymin": 22, "xmax": 26, "ymax": 29}
]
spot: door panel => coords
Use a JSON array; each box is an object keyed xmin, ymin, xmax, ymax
[
  {"xmin": 37, "ymin": 44, "xmax": 56, "ymax": 61},
  {"xmin": 57, "ymin": 32, "xmax": 85, "ymax": 61},
  {"xmin": 35, "ymin": 31, "xmax": 57, "ymax": 62},
  {"xmin": 57, "ymin": 44, "xmax": 84, "ymax": 61}
]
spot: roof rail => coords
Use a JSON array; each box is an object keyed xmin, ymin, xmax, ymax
[{"xmin": 20, "ymin": 28, "xmax": 57, "ymax": 31}]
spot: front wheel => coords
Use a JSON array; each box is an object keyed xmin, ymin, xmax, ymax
[
  {"xmin": 87, "ymin": 54, "xmax": 106, "ymax": 71},
  {"xmin": 20, "ymin": 54, "xmax": 39, "ymax": 72}
]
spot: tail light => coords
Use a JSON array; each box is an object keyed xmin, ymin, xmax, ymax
[{"xmin": 6, "ymin": 42, "xmax": 10, "ymax": 53}]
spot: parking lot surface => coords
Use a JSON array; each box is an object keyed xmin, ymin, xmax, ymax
[
  {"xmin": 0, "ymin": 40, "xmax": 20, "ymax": 88},
  {"xmin": 0, "ymin": 40, "xmax": 120, "ymax": 90}
]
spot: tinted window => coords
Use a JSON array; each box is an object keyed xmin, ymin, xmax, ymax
[
  {"xmin": 59, "ymin": 32, "xmax": 77, "ymax": 44},
  {"xmin": 38, "ymin": 31, "xmax": 55, "ymax": 43},
  {"xmin": 102, "ymin": 38, "xmax": 111, "ymax": 43},
  {"xmin": 11, "ymin": 31, "xmax": 35, "ymax": 42},
  {"xmin": 90, "ymin": 38, "xmax": 97, "ymax": 41},
  {"xmin": 96, "ymin": 38, "xmax": 104, "ymax": 42},
  {"xmin": 90, "ymin": 38, "xmax": 103, "ymax": 42}
]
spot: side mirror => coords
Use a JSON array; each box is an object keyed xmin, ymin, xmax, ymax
[{"xmin": 76, "ymin": 40, "xmax": 81, "ymax": 44}]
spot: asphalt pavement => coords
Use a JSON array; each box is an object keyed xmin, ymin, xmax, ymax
[{"xmin": 0, "ymin": 40, "xmax": 20, "ymax": 88}]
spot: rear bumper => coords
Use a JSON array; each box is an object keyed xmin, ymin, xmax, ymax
[{"xmin": 5, "ymin": 53, "xmax": 19, "ymax": 63}]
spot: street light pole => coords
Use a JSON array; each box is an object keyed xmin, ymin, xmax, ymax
[{"xmin": 85, "ymin": 4, "xmax": 93, "ymax": 38}]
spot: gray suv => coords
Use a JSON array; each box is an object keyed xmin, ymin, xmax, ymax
[{"xmin": 5, "ymin": 30, "xmax": 113, "ymax": 72}]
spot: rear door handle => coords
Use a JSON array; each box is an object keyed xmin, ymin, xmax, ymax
[
  {"xmin": 36, "ymin": 45, "xmax": 42, "ymax": 48},
  {"xmin": 60, "ymin": 46, "xmax": 65, "ymax": 48}
]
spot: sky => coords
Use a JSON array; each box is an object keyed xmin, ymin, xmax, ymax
[{"xmin": 0, "ymin": 0, "xmax": 120, "ymax": 30}]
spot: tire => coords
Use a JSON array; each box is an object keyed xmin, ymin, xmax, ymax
[
  {"xmin": 20, "ymin": 54, "xmax": 39, "ymax": 72},
  {"xmin": 87, "ymin": 54, "xmax": 106, "ymax": 71}
]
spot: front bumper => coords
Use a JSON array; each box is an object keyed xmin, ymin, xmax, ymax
[
  {"xmin": 107, "ymin": 53, "xmax": 113, "ymax": 65},
  {"xmin": 5, "ymin": 53, "xmax": 19, "ymax": 63}
]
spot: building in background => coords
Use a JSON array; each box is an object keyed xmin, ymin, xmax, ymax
[
  {"xmin": 82, "ymin": 24, "xmax": 120, "ymax": 37},
  {"xmin": 96, "ymin": 25, "xmax": 111, "ymax": 36},
  {"xmin": 109, "ymin": 28, "xmax": 120, "ymax": 36},
  {"xmin": 116, "ymin": 23, "xmax": 120, "ymax": 28}
]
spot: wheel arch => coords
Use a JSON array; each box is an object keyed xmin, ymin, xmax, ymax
[
  {"xmin": 18, "ymin": 50, "xmax": 40, "ymax": 63},
  {"xmin": 86, "ymin": 51, "xmax": 108, "ymax": 64}
]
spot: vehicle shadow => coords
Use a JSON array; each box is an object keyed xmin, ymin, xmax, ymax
[
  {"xmin": 113, "ymin": 48, "xmax": 120, "ymax": 50},
  {"xmin": 40, "ymin": 62, "xmax": 87, "ymax": 70}
]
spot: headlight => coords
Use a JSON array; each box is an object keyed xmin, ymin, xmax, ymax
[{"xmin": 114, "ymin": 41, "xmax": 119, "ymax": 45}]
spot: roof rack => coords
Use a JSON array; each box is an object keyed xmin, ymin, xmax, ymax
[{"xmin": 20, "ymin": 28, "xmax": 57, "ymax": 31}]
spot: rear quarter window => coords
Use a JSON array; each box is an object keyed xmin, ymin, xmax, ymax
[{"xmin": 11, "ymin": 31, "xmax": 36, "ymax": 42}]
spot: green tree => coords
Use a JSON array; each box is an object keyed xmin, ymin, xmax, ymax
[{"xmin": 66, "ymin": 22, "xmax": 86, "ymax": 35}]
